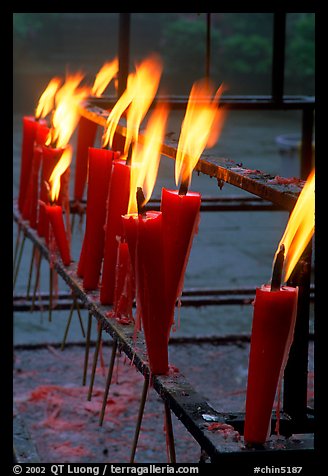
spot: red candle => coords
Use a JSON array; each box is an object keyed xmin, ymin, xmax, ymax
[
  {"xmin": 45, "ymin": 204, "xmax": 71, "ymax": 266},
  {"xmin": 100, "ymin": 159, "xmax": 130, "ymax": 304},
  {"xmin": 37, "ymin": 146, "xmax": 64, "ymax": 241},
  {"xmin": 107, "ymin": 239, "xmax": 134, "ymax": 323},
  {"xmin": 18, "ymin": 116, "xmax": 46, "ymax": 212},
  {"xmin": 244, "ymin": 285, "xmax": 298, "ymax": 445},
  {"xmin": 73, "ymin": 116, "xmax": 98, "ymax": 201},
  {"xmin": 161, "ymin": 188, "xmax": 201, "ymax": 327},
  {"xmin": 78, "ymin": 147, "xmax": 117, "ymax": 290},
  {"xmin": 123, "ymin": 211, "xmax": 169, "ymax": 375},
  {"xmin": 22, "ymin": 123, "xmax": 50, "ymax": 227}
]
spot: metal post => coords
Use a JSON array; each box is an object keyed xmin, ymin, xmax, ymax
[
  {"xmin": 283, "ymin": 240, "xmax": 313, "ymax": 421},
  {"xmin": 300, "ymin": 105, "xmax": 315, "ymax": 180},
  {"xmin": 205, "ymin": 13, "xmax": 211, "ymax": 80},
  {"xmin": 118, "ymin": 13, "xmax": 131, "ymax": 97},
  {"xmin": 271, "ymin": 13, "xmax": 286, "ymax": 103}
]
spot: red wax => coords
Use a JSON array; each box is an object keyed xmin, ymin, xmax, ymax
[
  {"xmin": 244, "ymin": 285, "xmax": 298, "ymax": 445},
  {"xmin": 111, "ymin": 240, "xmax": 134, "ymax": 321},
  {"xmin": 18, "ymin": 116, "xmax": 46, "ymax": 212},
  {"xmin": 161, "ymin": 188, "xmax": 201, "ymax": 326},
  {"xmin": 37, "ymin": 146, "xmax": 64, "ymax": 241},
  {"xmin": 78, "ymin": 148, "xmax": 116, "ymax": 290},
  {"xmin": 100, "ymin": 159, "xmax": 130, "ymax": 304},
  {"xmin": 22, "ymin": 124, "xmax": 50, "ymax": 227},
  {"xmin": 123, "ymin": 212, "xmax": 169, "ymax": 375},
  {"xmin": 45, "ymin": 204, "xmax": 71, "ymax": 266},
  {"xmin": 73, "ymin": 116, "xmax": 98, "ymax": 201}
]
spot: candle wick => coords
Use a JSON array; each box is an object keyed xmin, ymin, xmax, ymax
[
  {"xmin": 136, "ymin": 187, "xmax": 146, "ymax": 216},
  {"xmin": 271, "ymin": 244, "xmax": 285, "ymax": 291},
  {"xmin": 178, "ymin": 179, "xmax": 189, "ymax": 196},
  {"xmin": 125, "ymin": 141, "xmax": 133, "ymax": 166}
]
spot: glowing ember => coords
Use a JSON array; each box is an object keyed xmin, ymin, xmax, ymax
[
  {"xmin": 128, "ymin": 104, "xmax": 169, "ymax": 214},
  {"xmin": 273, "ymin": 169, "xmax": 315, "ymax": 282},
  {"xmin": 48, "ymin": 145, "xmax": 72, "ymax": 203},
  {"xmin": 35, "ymin": 77, "xmax": 62, "ymax": 120},
  {"xmin": 91, "ymin": 58, "xmax": 119, "ymax": 97},
  {"xmin": 45, "ymin": 73, "xmax": 89, "ymax": 149},
  {"xmin": 175, "ymin": 79, "xmax": 226, "ymax": 191}
]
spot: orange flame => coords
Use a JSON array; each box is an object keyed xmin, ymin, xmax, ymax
[
  {"xmin": 49, "ymin": 145, "xmax": 73, "ymax": 203},
  {"xmin": 102, "ymin": 54, "xmax": 163, "ymax": 151},
  {"xmin": 102, "ymin": 72, "xmax": 137, "ymax": 149},
  {"xmin": 274, "ymin": 169, "xmax": 315, "ymax": 282},
  {"xmin": 91, "ymin": 58, "xmax": 118, "ymax": 97},
  {"xmin": 46, "ymin": 73, "xmax": 90, "ymax": 149},
  {"xmin": 175, "ymin": 79, "xmax": 226, "ymax": 190},
  {"xmin": 35, "ymin": 77, "xmax": 62, "ymax": 120},
  {"xmin": 124, "ymin": 54, "xmax": 163, "ymax": 157},
  {"xmin": 128, "ymin": 104, "xmax": 169, "ymax": 214}
]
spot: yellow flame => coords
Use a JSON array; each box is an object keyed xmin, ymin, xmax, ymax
[
  {"xmin": 128, "ymin": 104, "xmax": 169, "ymax": 214},
  {"xmin": 46, "ymin": 73, "xmax": 90, "ymax": 149},
  {"xmin": 35, "ymin": 77, "xmax": 62, "ymax": 120},
  {"xmin": 49, "ymin": 145, "xmax": 73, "ymax": 202},
  {"xmin": 91, "ymin": 58, "xmax": 118, "ymax": 97},
  {"xmin": 274, "ymin": 169, "xmax": 315, "ymax": 282},
  {"xmin": 102, "ymin": 72, "xmax": 137, "ymax": 149},
  {"xmin": 102, "ymin": 54, "xmax": 163, "ymax": 151},
  {"xmin": 123, "ymin": 54, "xmax": 163, "ymax": 157},
  {"xmin": 175, "ymin": 79, "xmax": 226, "ymax": 190}
]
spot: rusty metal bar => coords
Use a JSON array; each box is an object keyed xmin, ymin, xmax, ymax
[
  {"xmin": 78, "ymin": 100, "xmax": 306, "ymax": 211},
  {"xmin": 13, "ymin": 204, "xmax": 314, "ymax": 462}
]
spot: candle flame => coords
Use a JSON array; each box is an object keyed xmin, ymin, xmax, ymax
[
  {"xmin": 128, "ymin": 104, "xmax": 169, "ymax": 214},
  {"xmin": 102, "ymin": 54, "xmax": 163, "ymax": 151},
  {"xmin": 45, "ymin": 73, "xmax": 90, "ymax": 149},
  {"xmin": 175, "ymin": 79, "xmax": 226, "ymax": 190},
  {"xmin": 91, "ymin": 58, "xmax": 118, "ymax": 97},
  {"xmin": 35, "ymin": 77, "xmax": 62, "ymax": 120},
  {"xmin": 123, "ymin": 54, "xmax": 163, "ymax": 157},
  {"xmin": 49, "ymin": 145, "xmax": 73, "ymax": 203},
  {"xmin": 274, "ymin": 169, "xmax": 315, "ymax": 282}
]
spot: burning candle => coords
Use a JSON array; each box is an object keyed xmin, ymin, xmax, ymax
[
  {"xmin": 244, "ymin": 170, "xmax": 315, "ymax": 445},
  {"xmin": 161, "ymin": 79, "xmax": 225, "ymax": 328},
  {"xmin": 18, "ymin": 77, "xmax": 61, "ymax": 213},
  {"xmin": 77, "ymin": 147, "xmax": 118, "ymax": 290},
  {"xmin": 38, "ymin": 74, "xmax": 89, "ymax": 241},
  {"xmin": 122, "ymin": 104, "xmax": 169, "ymax": 374},
  {"xmin": 100, "ymin": 159, "xmax": 130, "ymax": 304},
  {"xmin": 44, "ymin": 146, "xmax": 73, "ymax": 266},
  {"xmin": 100, "ymin": 56, "xmax": 163, "ymax": 304},
  {"xmin": 74, "ymin": 59, "xmax": 118, "ymax": 201},
  {"xmin": 22, "ymin": 123, "xmax": 50, "ymax": 228}
]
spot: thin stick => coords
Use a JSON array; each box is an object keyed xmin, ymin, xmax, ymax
[
  {"xmin": 71, "ymin": 213, "xmax": 76, "ymax": 235},
  {"xmin": 178, "ymin": 177, "xmax": 189, "ymax": 196},
  {"xmin": 99, "ymin": 339, "xmax": 118, "ymax": 426},
  {"xmin": 31, "ymin": 253, "xmax": 42, "ymax": 312},
  {"xmin": 13, "ymin": 224, "xmax": 22, "ymax": 269},
  {"xmin": 136, "ymin": 187, "xmax": 146, "ymax": 215},
  {"xmin": 164, "ymin": 400, "xmax": 176, "ymax": 463},
  {"xmin": 49, "ymin": 267, "xmax": 53, "ymax": 322},
  {"xmin": 129, "ymin": 374, "xmax": 150, "ymax": 463},
  {"xmin": 271, "ymin": 244, "xmax": 285, "ymax": 291},
  {"xmin": 61, "ymin": 299, "xmax": 75, "ymax": 350},
  {"xmin": 26, "ymin": 244, "xmax": 36, "ymax": 298},
  {"xmin": 87, "ymin": 322, "xmax": 103, "ymax": 401},
  {"xmin": 74, "ymin": 298, "xmax": 85, "ymax": 337},
  {"xmin": 13, "ymin": 234, "xmax": 26, "ymax": 289},
  {"xmin": 82, "ymin": 312, "xmax": 93, "ymax": 386}
]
